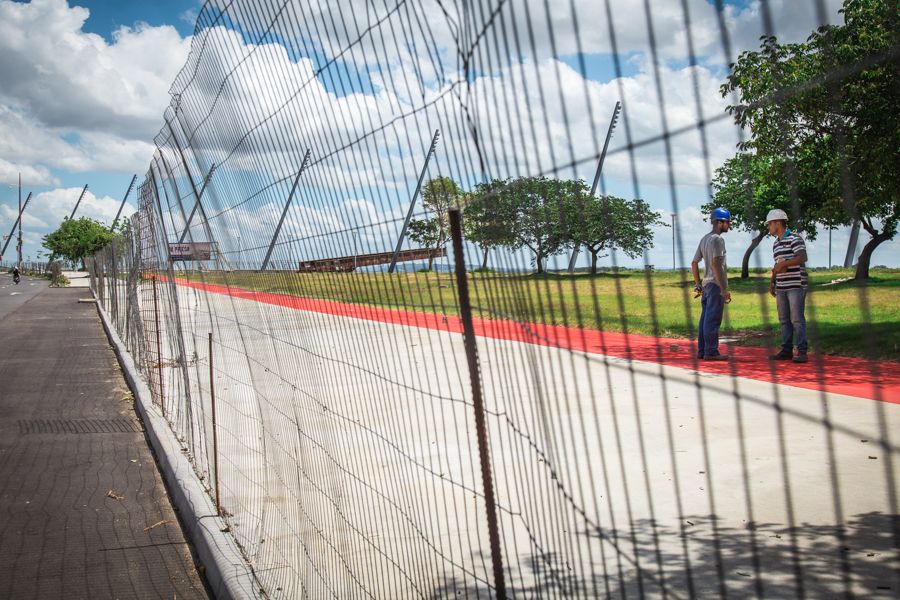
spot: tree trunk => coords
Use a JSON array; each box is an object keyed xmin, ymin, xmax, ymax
[
  {"xmin": 426, "ymin": 250, "xmax": 435, "ymax": 271},
  {"xmin": 741, "ymin": 230, "xmax": 766, "ymax": 279},
  {"xmin": 854, "ymin": 231, "xmax": 892, "ymax": 280},
  {"xmin": 536, "ymin": 254, "xmax": 544, "ymax": 274},
  {"xmin": 481, "ymin": 247, "xmax": 489, "ymax": 270},
  {"xmin": 590, "ymin": 249, "xmax": 598, "ymax": 275}
]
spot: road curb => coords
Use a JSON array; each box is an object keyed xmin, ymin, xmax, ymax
[{"xmin": 92, "ymin": 289, "xmax": 264, "ymax": 600}]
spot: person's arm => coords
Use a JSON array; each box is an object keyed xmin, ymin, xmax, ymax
[
  {"xmin": 714, "ymin": 255, "xmax": 732, "ymax": 303},
  {"xmin": 691, "ymin": 245, "xmax": 703, "ymax": 297},
  {"xmin": 772, "ymin": 249, "xmax": 808, "ymax": 273}
]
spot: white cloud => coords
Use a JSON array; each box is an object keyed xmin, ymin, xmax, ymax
[
  {"xmin": 0, "ymin": 0, "xmax": 191, "ymax": 184},
  {"xmin": 0, "ymin": 157, "xmax": 58, "ymax": 187}
]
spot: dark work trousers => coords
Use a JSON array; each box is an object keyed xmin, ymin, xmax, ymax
[{"xmin": 698, "ymin": 282, "xmax": 725, "ymax": 358}]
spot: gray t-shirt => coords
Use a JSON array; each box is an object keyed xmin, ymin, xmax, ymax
[{"xmin": 693, "ymin": 232, "xmax": 727, "ymax": 287}]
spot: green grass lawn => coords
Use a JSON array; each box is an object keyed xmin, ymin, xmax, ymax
[{"xmin": 181, "ymin": 268, "xmax": 900, "ymax": 361}]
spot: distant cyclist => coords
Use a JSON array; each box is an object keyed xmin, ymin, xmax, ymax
[{"xmin": 12, "ymin": 266, "xmax": 20, "ymax": 284}]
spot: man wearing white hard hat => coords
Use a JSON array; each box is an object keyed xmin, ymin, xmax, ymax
[{"xmin": 766, "ymin": 209, "xmax": 809, "ymax": 363}]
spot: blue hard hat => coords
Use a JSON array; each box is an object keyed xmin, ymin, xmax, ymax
[{"xmin": 712, "ymin": 207, "xmax": 731, "ymax": 222}]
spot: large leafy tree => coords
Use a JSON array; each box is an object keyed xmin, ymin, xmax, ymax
[
  {"xmin": 503, "ymin": 176, "xmax": 583, "ymax": 274},
  {"xmin": 407, "ymin": 176, "xmax": 462, "ymax": 270},
  {"xmin": 462, "ymin": 179, "xmax": 518, "ymax": 269},
  {"xmin": 571, "ymin": 194, "xmax": 664, "ymax": 274},
  {"xmin": 43, "ymin": 217, "xmax": 115, "ymax": 268},
  {"xmin": 705, "ymin": 153, "xmax": 827, "ymax": 278},
  {"xmin": 721, "ymin": 0, "xmax": 898, "ymax": 279}
]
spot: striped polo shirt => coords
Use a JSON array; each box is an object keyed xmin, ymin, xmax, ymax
[{"xmin": 773, "ymin": 231, "xmax": 808, "ymax": 290}]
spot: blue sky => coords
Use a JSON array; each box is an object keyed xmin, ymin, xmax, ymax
[
  {"xmin": 55, "ymin": 0, "xmax": 198, "ymax": 39},
  {"xmin": 0, "ymin": 0, "xmax": 896, "ymax": 269}
]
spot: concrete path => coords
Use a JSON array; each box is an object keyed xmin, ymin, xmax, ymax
[
  {"xmin": 61, "ymin": 270, "xmax": 91, "ymax": 288},
  {"xmin": 0, "ymin": 286, "xmax": 209, "ymax": 599},
  {"xmin": 151, "ymin": 279, "xmax": 898, "ymax": 598}
]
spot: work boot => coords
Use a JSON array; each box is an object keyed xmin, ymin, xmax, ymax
[
  {"xmin": 792, "ymin": 352, "xmax": 808, "ymax": 364},
  {"xmin": 770, "ymin": 349, "xmax": 793, "ymax": 360}
]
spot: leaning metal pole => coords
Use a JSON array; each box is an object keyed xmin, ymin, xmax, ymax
[
  {"xmin": 166, "ymin": 119, "xmax": 221, "ymax": 269},
  {"xmin": 177, "ymin": 163, "xmax": 217, "ymax": 243},
  {"xmin": 388, "ymin": 129, "xmax": 440, "ymax": 273},
  {"xmin": 110, "ymin": 174, "xmax": 138, "ymax": 231},
  {"xmin": 69, "ymin": 184, "xmax": 89, "ymax": 220},
  {"xmin": 568, "ymin": 101, "xmax": 622, "ymax": 272},
  {"xmin": 844, "ymin": 220, "xmax": 861, "ymax": 268},
  {"xmin": 1, "ymin": 192, "xmax": 31, "ymax": 261},
  {"xmin": 449, "ymin": 207, "xmax": 506, "ymax": 599},
  {"xmin": 260, "ymin": 149, "xmax": 312, "ymax": 271}
]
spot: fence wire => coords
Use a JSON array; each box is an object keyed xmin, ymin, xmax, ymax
[{"xmin": 89, "ymin": 0, "xmax": 898, "ymax": 597}]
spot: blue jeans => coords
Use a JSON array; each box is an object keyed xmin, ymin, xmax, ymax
[
  {"xmin": 776, "ymin": 288, "xmax": 808, "ymax": 353},
  {"xmin": 698, "ymin": 282, "xmax": 725, "ymax": 357}
]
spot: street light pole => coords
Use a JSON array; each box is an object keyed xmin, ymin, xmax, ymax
[
  {"xmin": 18, "ymin": 173, "xmax": 22, "ymax": 271},
  {"xmin": 671, "ymin": 213, "xmax": 676, "ymax": 271}
]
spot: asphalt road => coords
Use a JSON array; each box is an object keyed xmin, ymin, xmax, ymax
[{"xmin": 0, "ymin": 273, "xmax": 48, "ymax": 322}]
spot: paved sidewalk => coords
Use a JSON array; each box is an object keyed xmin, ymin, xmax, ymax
[{"xmin": 0, "ymin": 287, "xmax": 208, "ymax": 599}]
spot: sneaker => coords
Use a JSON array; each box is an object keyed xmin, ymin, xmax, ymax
[
  {"xmin": 792, "ymin": 353, "xmax": 808, "ymax": 364},
  {"xmin": 705, "ymin": 354, "xmax": 729, "ymax": 361},
  {"xmin": 770, "ymin": 350, "xmax": 793, "ymax": 360},
  {"xmin": 697, "ymin": 353, "xmax": 705, "ymax": 360}
]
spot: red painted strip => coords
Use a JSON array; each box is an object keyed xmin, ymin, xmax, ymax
[{"xmin": 167, "ymin": 277, "xmax": 899, "ymax": 404}]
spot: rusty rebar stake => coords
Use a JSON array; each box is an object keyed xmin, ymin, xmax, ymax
[{"xmin": 448, "ymin": 208, "xmax": 506, "ymax": 598}]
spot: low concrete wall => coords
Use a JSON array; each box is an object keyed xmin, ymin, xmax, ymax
[{"xmin": 93, "ymin": 291, "xmax": 264, "ymax": 600}]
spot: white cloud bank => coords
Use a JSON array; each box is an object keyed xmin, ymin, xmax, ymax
[{"xmin": 0, "ymin": 0, "xmax": 191, "ymax": 184}]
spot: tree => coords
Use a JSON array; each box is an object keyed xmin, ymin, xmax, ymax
[
  {"xmin": 705, "ymin": 153, "xmax": 824, "ymax": 278},
  {"xmin": 721, "ymin": 0, "xmax": 898, "ymax": 279},
  {"xmin": 462, "ymin": 180, "xmax": 518, "ymax": 269},
  {"xmin": 406, "ymin": 176, "xmax": 462, "ymax": 270},
  {"xmin": 43, "ymin": 217, "xmax": 115, "ymax": 268},
  {"xmin": 503, "ymin": 176, "xmax": 582, "ymax": 274},
  {"xmin": 571, "ymin": 194, "xmax": 665, "ymax": 274}
]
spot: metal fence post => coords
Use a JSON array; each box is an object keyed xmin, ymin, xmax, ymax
[
  {"xmin": 448, "ymin": 208, "xmax": 506, "ymax": 598},
  {"xmin": 152, "ymin": 275, "xmax": 165, "ymax": 418},
  {"xmin": 208, "ymin": 331, "xmax": 221, "ymax": 515}
]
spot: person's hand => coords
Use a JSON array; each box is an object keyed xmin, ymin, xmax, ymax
[
  {"xmin": 769, "ymin": 282, "xmax": 776, "ymax": 297},
  {"xmin": 693, "ymin": 284, "xmax": 703, "ymax": 299},
  {"xmin": 724, "ymin": 291, "xmax": 732, "ymax": 304},
  {"xmin": 773, "ymin": 262, "xmax": 787, "ymax": 274}
]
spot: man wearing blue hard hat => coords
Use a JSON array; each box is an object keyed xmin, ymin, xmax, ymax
[{"xmin": 691, "ymin": 207, "xmax": 732, "ymax": 360}]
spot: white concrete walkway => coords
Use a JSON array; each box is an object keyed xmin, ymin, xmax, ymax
[{"xmin": 136, "ymin": 281, "xmax": 899, "ymax": 598}]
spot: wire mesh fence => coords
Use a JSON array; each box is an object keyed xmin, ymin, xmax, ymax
[{"xmin": 88, "ymin": 0, "xmax": 898, "ymax": 597}]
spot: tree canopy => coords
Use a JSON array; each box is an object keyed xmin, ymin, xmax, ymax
[
  {"xmin": 571, "ymin": 194, "xmax": 664, "ymax": 274},
  {"xmin": 42, "ymin": 217, "xmax": 115, "ymax": 267},
  {"xmin": 463, "ymin": 179, "xmax": 518, "ymax": 269},
  {"xmin": 405, "ymin": 175, "xmax": 661, "ymax": 274},
  {"xmin": 501, "ymin": 176, "xmax": 583, "ymax": 274},
  {"xmin": 407, "ymin": 175, "xmax": 462, "ymax": 270},
  {"xmin": 720, "ymin": 0, "xmax": 898, "ymax": 279},
  {"xmin": 705, "ymin": 152, "xmax": 826, "ymax": 277}
]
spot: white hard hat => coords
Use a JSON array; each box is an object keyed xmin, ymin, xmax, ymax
[{"xmin": 765, "ymin": 209, "xmax": 789, "ymax": 224}]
